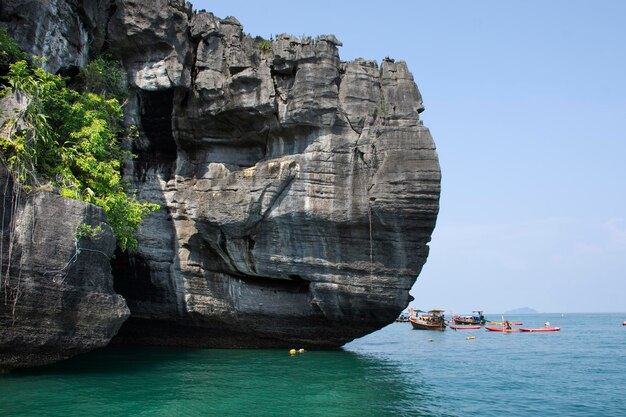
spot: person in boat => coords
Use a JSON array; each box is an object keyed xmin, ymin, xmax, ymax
[
  {"xmin": 504, "ymin": 320, "xmax": 512, "ymax": 330},
  {"xmin": 544, "ymin": 321, "xmax": 550, "ymax": 327}
]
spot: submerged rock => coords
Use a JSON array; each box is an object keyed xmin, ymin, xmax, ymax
[{"xmin": 2, "ymin": 0, "xmax": 441, "ymax": 351}]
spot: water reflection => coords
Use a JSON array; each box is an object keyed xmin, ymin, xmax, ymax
[{"xmin": 2, "ymin": 346, "xmax": 452, "ymax": 416}]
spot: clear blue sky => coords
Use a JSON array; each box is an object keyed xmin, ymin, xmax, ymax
[{"xmin": 193, "ymin": 1, "xmax": 626, "ymax": 313}]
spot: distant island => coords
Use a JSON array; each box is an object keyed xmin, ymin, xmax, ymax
[{"xmin": 504, "ymin": 307, "xmax": 538, "ymax": 314}]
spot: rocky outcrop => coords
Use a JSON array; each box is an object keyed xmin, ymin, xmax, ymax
[
  {"xmin": 107, "ymin": 0, "xmax": 192, "ymax": 90},
  {"xmin": 0, "ymin": 0, "xmax": 115, "ymax": 74},
  {"xmin": 0, "ymin": 169, "xmax": 129, "ymax": 370},
  {"xmin": 2, "ymin": 0, "xmax": 440, "ymax": 350},
  {"xmin": 109, "ymin": 4, "xmax": 440, "ymax": 348}
]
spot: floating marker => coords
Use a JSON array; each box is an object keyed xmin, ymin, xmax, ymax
[
  {"xmin": 427, "ymin": 338, "xmax": 433, "ymax": 342},
  {"xmin": 466, "ymin": 336, "xmax": 476, "ymax": 340},
  {"xmin": 298, "ymin": 348, "xmax": 305, "ymax": 353},
  {"xmin": 289, "ymin": 349, "xmax": 297, "ymax": 355}
]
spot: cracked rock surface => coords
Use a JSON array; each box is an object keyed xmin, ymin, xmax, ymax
[
  {"xmin": 0, "ymin": 169, "xmax": 129, "ymax": 370},
  {"xmin": 2, "ymin": 0, "xmax": 441, "ymax": 349}
]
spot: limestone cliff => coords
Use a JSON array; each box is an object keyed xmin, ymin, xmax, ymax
[
  {"xmin": 0, "ymin": 168, "xmax": 129, "ymax": 370},
  {"xmin": 1, "ymin": 0, "xmax": 440, "ymax": 351}
]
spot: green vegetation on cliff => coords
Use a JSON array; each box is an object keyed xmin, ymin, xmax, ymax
[
  {"xmin": 0, "ymin": 27, "xmax": 25, "ymax": 76},
  {"xmin": 0, "ymin": 29, "xmax": 157, "ymax": 251}
]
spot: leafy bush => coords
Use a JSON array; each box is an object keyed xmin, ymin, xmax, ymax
[
  {"xmin": 75, "ymin": 55, "xmax": 128, "ymax": 102},
  {"xmin": 0, "ymin": 43, "xmax": 158, "ymax": 251},
  {"xmin": 75, "ymin": 223, "xmax": 104, "ymax": 240},
  {"xmin": 0, "ymin": 26, "xmax": 26, "ymax": 77},
  {"xmin": 259, "ymin": 39, "xmax": 272, "ymax": 53}
]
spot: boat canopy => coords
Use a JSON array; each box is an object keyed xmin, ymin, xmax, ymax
[{"xmin": 428, "ymin": 309, "xmax": 445, "ymax": 313}]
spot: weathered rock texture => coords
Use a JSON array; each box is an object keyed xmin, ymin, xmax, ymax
[
  {"xmin": 2, "ymin": 0, "xmax": 440, "ymax": 349},
  {"xmin": 0, "ymin": 169, "xmax": 129, "ymax": 370},
  {"xmin": 0, "ymin": 0, "xmax": 114, "ymax": 74}
]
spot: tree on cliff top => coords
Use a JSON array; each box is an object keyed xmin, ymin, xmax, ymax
[{"xmin": 0, "ymin": 31, "xmax": 157, "ymax": 251}]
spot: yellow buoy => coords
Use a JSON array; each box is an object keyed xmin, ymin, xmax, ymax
[
  {"xmin": 289, "ymin": 349, "xmax": 297, "ymax": 355},
  {"xmin": 466, "ymin": 336, "xmax": 476, "ymax": 340},
  {"xmin": 298, "ymin": 348, "xmax": 305, "ymax": 353}
]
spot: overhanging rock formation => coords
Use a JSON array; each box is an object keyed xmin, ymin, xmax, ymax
[
  {"xmin": 2, "ymin": 0, "xmax": 441, "ymax": 350},
  {"xmin": 108, "ymin": 3, "xmax": 441, "ymax": 347}
]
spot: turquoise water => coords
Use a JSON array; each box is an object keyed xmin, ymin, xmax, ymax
[{"xmin": 1, "ymin": 313, "xmax": 625, "ymax": 416}]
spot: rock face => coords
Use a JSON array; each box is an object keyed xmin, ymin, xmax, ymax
[
  {"xmin": 2, "ymin": 0, "xmax": 440, "ymax": 349},
  {"xmin": 0, "ymin": 169, "xmax": 129, "ymax": 370},
  {"xmin": 0, "ymin": 0, "xmax": 114, "ymax": 74}
]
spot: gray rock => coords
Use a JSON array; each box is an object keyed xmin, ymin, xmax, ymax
[
  {"xmin": 110, "ymin": 6, "xmax": 441, "ymax": 348},
  {"xmin": 74, "ymin": 0, "xmax": 115, "ymax": 53},
  {"xmin": 0, "ymin": 0, "xmax": 117, "ymax": 73},
  {"xmin": 0, "ymin": 0, "xmax": 441, "ymax": 351},
  {"xmin": 0, "ymin": 169, "xmax": 129, "ymax": 371},
  {"xmin": 0, "ymin": 0, "xmax": 89, "ymax": 73},
  {"xmin": 339, "ymin": 59, "xmax": 381, "ymax": 134},
  {"xmin": 107, "ymin": 0, "xmax": 193, "ymax": 89}
]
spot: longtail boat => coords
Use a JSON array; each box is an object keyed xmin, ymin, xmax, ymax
[
  {"xmin": 451, "ymin": 311, "xmax": 486, "ymax": 325},
  {"xmin": 409, "ymin": 309, "xmax": 446, "ymax": 331},
  {"xmin": 395, "ymin": 313, "xmax": 410, "ymax": 322}
]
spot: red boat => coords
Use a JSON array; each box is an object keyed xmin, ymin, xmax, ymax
[
  {"xmin": 623, "ymin": 321, "xmax": 626, "ymax": 326},
  {"xmin": 449, "ymin": 324, "xmax": 481, "ymax": 330},
  {"xmin": 485, "ymin": 325, "xmax": 519, "ymax": 333},
  {"xmin": 519, "ymin": 327, "xmax": 560, "ymax": 332}
]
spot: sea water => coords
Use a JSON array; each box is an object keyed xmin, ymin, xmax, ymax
[{"xmin": 1, "ymin": 313, "xmax": 625, "ymax": 416}]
